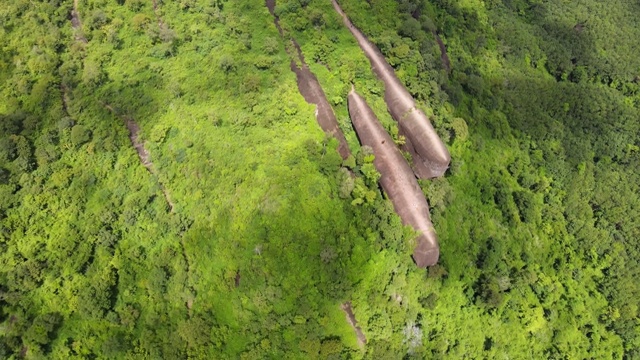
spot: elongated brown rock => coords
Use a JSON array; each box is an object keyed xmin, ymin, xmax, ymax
[
  {"xmin": 332, "ymin": 0, "xmax": 450, "ymax": 178},
  {"xmin": 348, "ymin": 88, "xmax": 439, "ymax": 267}
]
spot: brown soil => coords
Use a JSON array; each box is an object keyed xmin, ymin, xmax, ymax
[
  {"xmin": 341, "ymin": 302, "xmax": 366, "ymax": 349},
  {"xmin": 123, "ymin": 118, "xmax": 153, "ymax": 167},
  {"xmin": 332, "ymin": 0, "xmax": 450, "ymax": 178},
  {"xmin": 266, "ymin": 0, "xmax": 283, "ymax": 35},
  {"xmin": 266, "ymin": 0, "xmax": 351, "ymax": 159},
  {"xmin": 265, "ymin": 0, "xmax": 276, "ymax": 16},
  {"xmin": 348, "ymin": 88, "xmax": 439, "ymax": 267}
]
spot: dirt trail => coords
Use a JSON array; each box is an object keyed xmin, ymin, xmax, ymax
[
  {"xmin": 348, "ymin": 88, "xmax": 439, "ymax": 267},
  {"xmin": 341, "ymin": 302, "xmax": 366, "ymax": 349},
  {"xmin": 265, "ymin": 0, "xmax": 281, "ymax": 34},
  {"xmin": 103, "ymin": 103, "xmax": 196, "ymax": 313},
  {"xmin": 433, "ymin": 32, "xmax": 451, "ymax": 73},
  {"xmin": 102, "ymin": 103, "xmax": 175, "ymax": 212},
  {"xmin": 67, "ymin": 2, "xmax": 194, "ymax": 315},
  {"xmin": 266, "ymin": 0, "xmax": 351, "ymax": 159},
  {"xmin": 331, "ymin": 0, "xmax": 450, "ymax": 178},
  {"xmin": 70, "ymin": 0, "xmax": 88, "ymax": 43},
  {"xmin": 151, "ymin": 0, "xmax": 165, "ymax": 28}
]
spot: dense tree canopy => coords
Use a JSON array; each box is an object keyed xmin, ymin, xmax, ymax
[{"xmin": 0, "ymin": 0, "xmax": 638, "ymax": 358}]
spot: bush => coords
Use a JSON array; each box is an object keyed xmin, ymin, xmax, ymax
[
  {"xmin": 90, "ymin": 10, "xmax": 108, "ymax": 30},
  {"xmin": 0, "ymin": 137, "xmax": 16, "ymax": 161},
  {"xmin": 253, "ymin": 55, "xmax": 273, "ymax": 70},
  {"xmin": 132, "ymin": 14, "xmax": 150, "ymax": 31},
  {"xmin": 219, "ymin": 54, "xmax": 235, "ymax": 72},
  {"xmin": 57, "ymin": 117, "xmax": 74, "ymax": 132},
  {"xmin": 262, "ymin": 37, "xmax": 279, "ymax": 55},
  {"xmin": 70, "ymin": 125, "xmax": 92, "ymax": 147}
]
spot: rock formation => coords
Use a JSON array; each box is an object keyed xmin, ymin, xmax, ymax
[
  {"xmin": 348, "ymin": 88, "xmax": 439, "ymax": 267},
  {"xmin": 332, "ymin": 0, "xmax": 450, "ymax": 178}
]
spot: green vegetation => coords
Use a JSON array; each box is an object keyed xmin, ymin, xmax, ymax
[{"xmin": 0, "ymin": 0, "xmax": 638, "ymax": 358}]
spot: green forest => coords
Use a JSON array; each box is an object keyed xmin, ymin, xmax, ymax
[{"xmin": 0, "ymin": 0, "xmax": 638, "ymax": 358}]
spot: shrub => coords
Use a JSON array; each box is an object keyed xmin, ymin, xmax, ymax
[{"xmin": 70, "ymin": 125, "xmax": 92, "ymax": 147}]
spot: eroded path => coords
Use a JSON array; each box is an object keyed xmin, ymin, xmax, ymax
[
  {"xmin": 266, "ymin": 0, "xmax": 351, "ymax": 159},
  {"xmin": 66, "ymin": 0, "xmax": 195, "ymax": 314},
  {"xmin": 68, "ymin": 3, "xmax": 160, "ymax": 197},
  {"xmin": 78, "ymin": 0, "xmax": 196, "ymax": 310},
  {"xmin": 67, "ymin": 1, "xmax": 166, "ymax": 209}
]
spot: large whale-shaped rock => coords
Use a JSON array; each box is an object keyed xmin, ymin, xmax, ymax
[
  {"xmin": 348, "ymin": 88, "xmax": 439, "ymax": 267},
  {"xmin": 333, "ymin": 0, "xmax": 450, "ymax": 178}
]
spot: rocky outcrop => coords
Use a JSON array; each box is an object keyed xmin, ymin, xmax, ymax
[
  {"xmin": 332, "ymin": 0, "xmax": 450, "ymax": 178},
  {"xmin": 289, "ymin": 57, "xmax": 351, "ymax": 159},
  {"xmin": 341, "ymin": 302, "xmax": 366, "ymax": 349},
  {"xmin": 266, "ymin": 0, "xmax": 351, "ymax": 159},
  {"xmin": 348, "ymin": 88, "xmax": 439, "ymax": 267}
]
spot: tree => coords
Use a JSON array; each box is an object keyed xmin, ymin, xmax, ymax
[
  {"xmin": 0, "ymin": 167, "xmax": 9, "ymax": 184},
  {"xmin": 24, "ymin": 313, "xmax": 62, "ymax": 347},
  {"xmin": 178, "ymin": 317, "xmax": 213, "ymax": 349},
  {"xmin": 0, "ymin": 137, "xmax": 16, "ymax": 162},
  {"xmin": 399, "ymin": 17, "xmax": 422, "ymax": 41},
  {"xmin": 7, "ymin": 135, "xmax": 33, "ymax": 172},
  {"xmin": 101, "ymin": 332, "xmax": 130, "ymax": 358},
  {"xmin": 319, "ymin": 338, "xmax": 342, "ymax": 358},
  {"xmin": 219, "ymin": 55, "xmax": 235, "ymax": 73}
]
